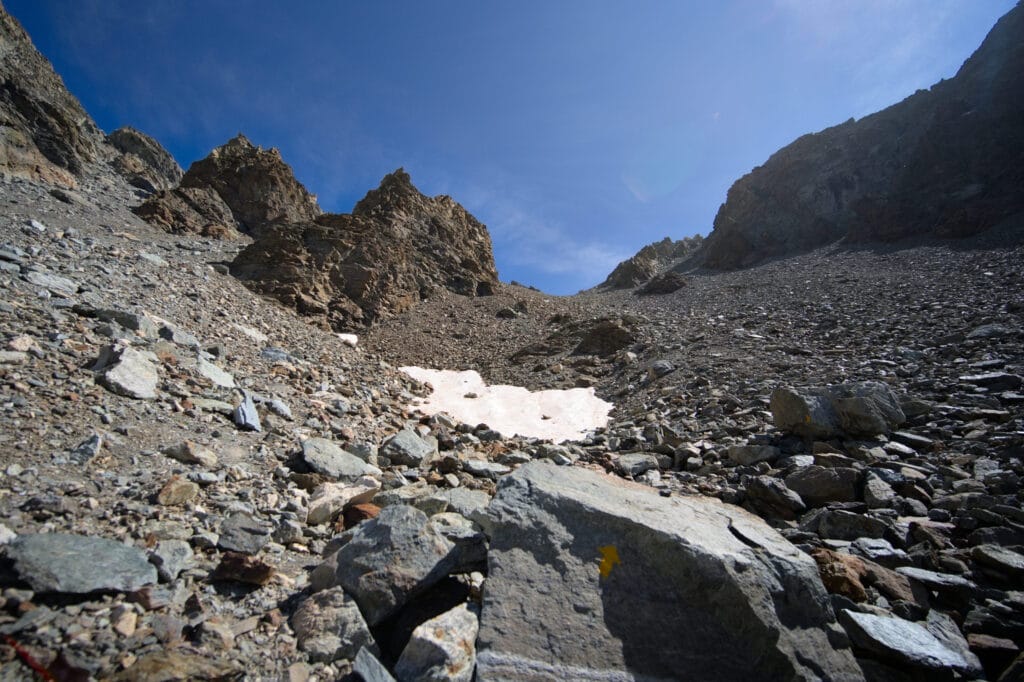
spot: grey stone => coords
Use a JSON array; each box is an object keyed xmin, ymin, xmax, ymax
[
  {"xmin": 818, "ymin": 510, "xmax": 890, "ymax": 541},
  {"xmin": 728, "ymin": 444, "xmax": 780, "ymax": 466},
  {"xmin": 849, "ymin": 538, "xmax": 909, "ymax": 569},
  {"xmin": 966, "ymin": 323, "xmax": 1015, "ymax": 339},
  {"xmin": 613, "ymin": 452, "xmax": 660, "ymax": 477},
  {"xmin": 381, "ymin": 429, "xmax": 438, "ymax": 467},
  {"xmin": 162, "ymin": 440, "xmax": 218, "ymax": 468},
  {"xmin": 335, "ymin": 504, "xmax": 456, "ymax": 625},
  {"xmin": 784, "ymin": 466, "xmax": 860, "ymax": 507},
  {"xmin": 972, "ymin": 544, "xmax": 1024, "ymax": 576},
  {"xmin": 838, "ymin": 610, "xmax": 979, "ymax": 674},
  {"xmin": 896, "ymin": 566, "xmax": 976, "ymax": 592},
  {"xmin": 306, "ymin": 478, "xmax": 380, "ymax": 525},
  {"xmin": 302, "ymin": 438, "xmax": 381, "ymax": 481},
  {"xmin": 150, "ymin": 540, "xmax": 194, "ymax": 582},
  {"xmin": 463, "ymin": 458, "xmax": 511, "ymax": 480},
  {"xmin": 8, "ymin": 533, "xmax": 157, "ymax": 593},
  {"xmin": 863, "ymin": 471, "xmax": 896, "ymax": 509},
  {"xmin": 771, "ymin": 382, "xmax": 904, "ymax": 438},
  {"xmin": 354, "ymin": 647, "xmax": 396, "ymax": 682},
  {"xmin": 218, "ymin": 513, "xmax": 272, "ymax": 554},
  {"xmin": 439, "ymin": 488, "xmax": 491, "ymax": 517},
  {"xmin": 395, "ymin": 603, "xmax": 479, "ymax": 682},
  {"xmin": 69, "ymin": 433, "xmax": 102, "ymax": 465},
  {"xmin": 429, "ymin": 512, "xmax": 488, "ymax": 573},
  {"xmin": 97, "ymin": 346, "xmax": 159, "ymax": 400},
  {"xmin": 744, "ymin": 475, "xmax": 806, "ymax": 520},
  {"xmin": 291, "ymin": 587, "xmax": 377, "ymax": 663},
  {"xmin": 960, "ymin": 372, "xmax": 1023, "ymax": 391},
  {"xmin": 233, "ymin": 390, "xmax": 261, "ymax": 431},
  {"xmin": 195, "ymin": 356, "xmax": 235, "ymax": 388},
  {"xmin": 95, "ymin": 309, "xmax": 159, "ymax": 337},
  {"xmin": 476, "ymin": 461, "xmax": 863, "ymax": 681},
  {"xmin": 23, "ymin": 270, "xmax": 78, "ymax": 296}
]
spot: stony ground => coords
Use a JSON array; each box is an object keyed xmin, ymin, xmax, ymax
[{"xmin": 1, "ymin": 165, "xmax": 1023, "ymax": 680}]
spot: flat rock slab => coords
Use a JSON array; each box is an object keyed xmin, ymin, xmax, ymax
[
  {"xmin": 476, "ymin": 461, "xmax": 863, "ymax": 681},
  {"xmin": 8, "ymin": 533, "xmax": 157, "ymax": 593},
  {"xmin": 839, "ymin": 610, "xmax": 979, "ymax": 674},
  {"xmin": 302, "ymin": 437, "xmax": 381, "ymax": 481}
]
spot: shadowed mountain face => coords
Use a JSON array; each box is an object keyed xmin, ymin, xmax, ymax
[
  {"xmin": 231, "ymin": 169, "xmax": 499, "ymax": 330},
  {"xmin": 701, "ymin": 1, "xmax": 1024, "ymax": 270}
]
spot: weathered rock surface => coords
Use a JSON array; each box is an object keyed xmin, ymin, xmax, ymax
[
  {"xmin": 8, "ymin": 533, "xmax": 157, "ymax": 593},
  {"xmin": 232, "ymin": 169, "xmax": 498, "ymax": 329},
  {"xmin": 134, "ymin": 133, "xmax": 320, "ymax": 238},
  {"xmin": 600, "ymin": 236, "xmax": 703, "ymax": 289},
  {"xmin": 291, "ymin": 587, "xmax": 377, "ymax": 663},
  {"xmin": 395, "ymin": 603, "xmax": 479, "ymax": 682},
  {"xmin": 701, "ymin": 2, "xmax": 1024, "ymax": 269},
  {"xmin": 106, "ymin": 126, "xmax": 182, "ymax": 192},
  {"xmin": 771, "ymin": 382, "xmax": 905, "ymax": 438},
  {"xmin": 476, "ymin": 461, "xmax": 862, "ymax": 681},
  {"xmin": 334, "ymin": 504, "xmax": 457, "ymax": 626},
  {"xmin": 0, "ymin": 6, "xmax": 103, "ymax": 186}
]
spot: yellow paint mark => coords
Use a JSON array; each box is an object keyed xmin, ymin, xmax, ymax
[
  {"xmin": 805, "ymin": 414, "xmax": 811, "ymax": 423},
  {"xmin": 598, "ymin": 545, "xmax": 620, "ymax": 579}
]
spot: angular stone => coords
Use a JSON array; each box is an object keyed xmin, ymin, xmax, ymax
[
  {"xmin": 771, "ymin": 383, "xmax": 904, "ymax": 438},
  {"xmin": 291, "ymin": 587, "xmax": 377, "ymax": 663},
  {"xmin": 728, "ymin": 444, "xmax": 780, "ymax": 466},
  {"xmin": 395, "ymin": 603, "xmax": 479, "ymax": 682},
  {"xmin": 150, "ymin": 539, "xmax": 194, "ymax": 582},
  {"xmin": 863, "ymin": 471, "xmax": 897, "ymax": 509},
  {"xmin": 476, "ymin": 461, "xmax": 863, "ymax": 681},
  {"xmin": 812, "ymin": 548, "xmax": 868, "ymax": 602},
  {"xmin": 233, "ymin": 390, "xmax": 261, "ymax": 431},
  {"xmin": 8, "ymin": 533, "xmax": 157, "ymax": 593},
  {"xmin": 784, "ymin": 466, "xmax": 860, "ymax": 507},
  {"xmin": 463, "ymin": 458, "xmax": 512, "ymax": 480},
  {"xmin": 305, "ymin": 477, "xmax": 380, "ymax": 525},
  {"xmin": 381, "ymin": 429, "xmax": 438, "ymax": 467},
  {"xmin": 195, "ymin": 356, "xmax": 235, "ymax": 388},
  {"xmin": 110, "ymin": 651, "xmax": 238, "ymax": 681},
  {"xmin": 162, "ymin": 440, "xmax": 218, "ymax": 468},
  {"xmin": 301, "ymin": 438, "xmax": 381, "ymax": 481},
  {"xmin": 218, "ymin": 512, "xmax": 272, "ymax": 554},
  {"xmin": 839, "ymin": 610, "xmax": 979, "ymax": 674},
  {"xmin": 24, "ymin": 270, "xmax": 78, "ymax": 296},
  {"xmin": 354, "ymin": 647, "xmax": 396, "ymax": 682},
  {"xmin": 156, "ymin": 476, "xmax": 199, "ymax": 506},
  {"xmin": 818, "ymin": 510, "xmax": 890, "ymax": 541},
  {"xmin": 896, "ymin": 566, "xmax": 977, "ymax": 593},
  {"xmin": 210, "ymin": 552, "xmax": 275, "ymax": 586},
  {"xmin": 97, "ymin": 346, "xmax": 159, "ymax": 400},
  {"xmin": 972, "ymin": 544, "xmax": 1024, "ymax": 577},
  {"xmin": 744, "ymin": 475, "xmax": 806, "ymax": 520},
  {"xmin": 613, "ymin": 452, "xmax": 659, "ymax": 477},
  {"xmin": 68, "ymin": 433, "xmax": 102, "ymax": 465},
  {"xmin": 335, "ymin": 505, "xmax": 456, "ymax": 626}
]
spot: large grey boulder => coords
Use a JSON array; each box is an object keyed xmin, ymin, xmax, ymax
[
  {"xmin": 334, "ymin": 505, "xmax": 456, "ymax": 626},
  {"xmin": 290, "ymin": 587, "xmax": 377, "ymax": 663},
  {"xmin": 395, "ymin": 603, "xmax": 479, "ymax": 682},
  {"xmin": 838, "ymin": 610, "xmax": 982, "ymax": 675},
  {"xmin": 380, "ymin": 429, "xmax": 438, "ymax": 467},
  {"xmin": 771, "ymin": 382, "xmax": 905, "ymax": 438},
  {"xmin": 8, "ymin": 533, "xmax": 157, "ymax": 593},
  {"xmin": 475, "ymin": 461, "xmax": 864, "ymax": 681},
  {"xmin": 95, "ymin": 345, "xmax": 160, "ymax": 400}
]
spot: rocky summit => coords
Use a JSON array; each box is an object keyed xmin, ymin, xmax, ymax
[
  {"xmin": 231, "ymin": 168, "xmax": 499, "ymax": 330},
  {"xmin": 0, "ymin": 3, "xmax": 1023, "ymax": 682}
]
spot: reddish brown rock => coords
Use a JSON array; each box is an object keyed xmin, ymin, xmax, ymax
[
  {"xmin": 211, "ymin": 552, "xmax": 276, "ymax": 586},
  {"xmin": 133, "ymin": 186, "xmax": 240, "ymax": 239},
  {"xmin": 812, "ymin": 548, "xmax": 868, "ymax": 602}
]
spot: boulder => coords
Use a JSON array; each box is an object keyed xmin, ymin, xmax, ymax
[
  {"xmin": 839, "ymin": 610, "xmax": 982, "ymax": 675},
  {"xmin": 380, "ymin": 429, "xmax": 438, "ymax": 467},
  {"xmin": 301, "ymin": 438, "xmax": 381, "ymax": 481},
  {"xmin": 475, "ymin": 461, "xmax": 863, "ymax": 681},
  {"xmin": 771, "ymin": 383, "xmax": 905, "ymax": 438},
  {"xmin": 334, "ymin": 505, "xmax": 457, "ymax": 626},
  {"xmin": 291, "ymin": 587, "xmax": 377, "ymax": 663},
  {"xmin": 784, "ymin": 466, "xmax": 860, "ymax": 508},
  {"xmin": 8, "ymin": 533, "xmax": 157, "ymax": 593},
  {"xmin": 96, "ymin": 345, "xmax": 160, "ymax": 400}
]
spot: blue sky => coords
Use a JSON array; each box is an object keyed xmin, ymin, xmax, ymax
[{"xmin": 7, "ymin": 1, "xmax": 1015, "ymax": 294}]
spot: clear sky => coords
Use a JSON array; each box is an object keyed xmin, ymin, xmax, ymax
[{"xmin": 6, "ymin": 1, "xmax": 1016, "ymax": 294}]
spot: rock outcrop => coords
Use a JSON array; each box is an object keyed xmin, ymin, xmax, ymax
[
  {"xmin": 106, "ymin": 126, "xmax": 182, "ymax": 192},
  {"xmin": 0, "ymin": 4, "xmax": 103, "ymax": 187},
  {"xmin": 134, "ymin": 134, "xmax": 321, "ymax": 237},
  {"xmin": 231, "ymin": 169, "xmax": 499, "ymax": 329},
  {"xmin": 702, "ymin": 2, "xmax": 1024, "ymax": 269},
  {"xmin": 600, "ymin": 235, "xmax": 702, "ymax": 289},
  {"xmin": 475, "ymin": 461, "xmax": 863, "ymax": 681}
]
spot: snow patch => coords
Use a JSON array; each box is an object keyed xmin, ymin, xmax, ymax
[{"xmin": 401, "ymin": 367, "xmax": 613, "ymax": 443}]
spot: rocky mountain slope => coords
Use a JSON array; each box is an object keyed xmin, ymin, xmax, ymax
[
  {"xmin": 0, "ymin": 3, "xmax": 1022, "ymax": 681},
  {"xmin": 700, "ymin": 0, "xmax": 1024, "ymax": 269}
]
